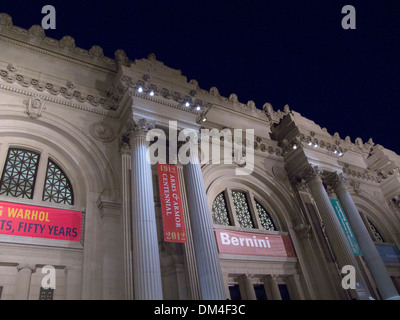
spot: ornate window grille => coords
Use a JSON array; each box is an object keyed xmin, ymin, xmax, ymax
[
  {"xmin": 212, "ymin": 192, "xmax": 231, "ymax": 225},
  {"xmin": 255, "ymin": 200, "xmax": 276, "ymax": 231},
  {"xmin": 42, "ymin": 160, "xmax": 74, "ymax": 205},
  {"xmin": 0, "ymin": 148, "xmax": 40, "ymax": 199},
  {"xmin": 231, "ymin": 190, "xmax": 254, "ymax": 228},
  {"xmin": 367, "ymin": 219, "xmax": 384, "ymax": 242},
  {"xmin": 39, "ymin": 287, "xmax": 54, "ymax": 300}
]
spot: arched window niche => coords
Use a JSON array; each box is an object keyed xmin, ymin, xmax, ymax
[
  {"xmin": 0, "ymin": 147, "xmax": 74, "ymax": 207},
  {"xmin": 211, "ymin": 187, "xmax": 281, "ymax": 233}
]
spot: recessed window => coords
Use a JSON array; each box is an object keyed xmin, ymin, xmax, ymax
[
  {"xmin": 232, "ymin": 190, "xmax": 254, "ymax": 228},
  {"xmin": 255, "ymin": 200, "xmax": 276, "ymax": 231},
  {"xmin": 278, "ymin": 284, "xmax": 291, "ymax": 300},
  {"xmin": 228, "ymin": 284, "xmax": 242, "ymax": 300},
  {"xmin": 254, "ymin": 284, "xmax": 267, "ymax": 300},
  {"xmin": 211, "ymin": 188, "xmax": 278, "ymax": 231},
  {"xmin": 0, "ymin": 148, "xmax": 40, "ymax": 199},
  {"xmin": 39, "ymin": 287, "xmax": 54, "ymax": 300},
  {"xmin": 212, "ymin": 192, "xmax": 231, "ymax": 226},
  {"xmin": 367, "ymin": 219, "xmax": 384, "ymax": 243},
  {"xmin": 43, "ymin": 160, "xmax": 74, "ymax": 205},
  {"xmin": 0, "ymin": 147, "xmax": 74, "ymax": 206}
]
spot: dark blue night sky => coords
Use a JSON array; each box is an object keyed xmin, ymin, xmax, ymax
[{"xmin": 2, "ymin": 1, "xmax": 400, "ymax": 154}]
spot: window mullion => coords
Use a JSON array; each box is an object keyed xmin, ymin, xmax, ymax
[
  {"xmin": 32, "ymin": 151, "xmax": 48, "ymax": 202},
  {"xmin": 248, "ymin": 190, "xmax": 262, "ymax": 229},
  {"xmin": 0, "ymin": 143, "xmax": 9, "ymax": 181},
  {"xmin": 226, "ymin": 189, "xmax": 239, "ymax": 227}
]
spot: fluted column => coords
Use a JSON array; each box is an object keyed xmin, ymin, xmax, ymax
[
  {"xmin": 263, "ymin": 275, "xmax": 282, "ymax": 300},
  {"xmin": 182, "ymin": 153, "xmax": 226, "ymax": 300},
  {"xmin": 177, "ymin": 165, "xmax": 201, "ymax": 300},
  {"xmin": 129, "ymin": 118, "xmax": 163, "ymax": 300},
  {"xmin": 239, "ymin": 274, "xmax": 257, "ymax": 300},
  {"xmin": 304, "ymin": 165, "xmax": 370, "ymax": 300},
  {"xmin": 15, "ymin": 264, "xmax": 35, "ymax": 300},
  {"xmin": 332, "ymin": 173, "xmax": 400, "ymax": 300},
  {"xmin": 120, "ymin": 139, "xmax": 134, "ymax": 300}
]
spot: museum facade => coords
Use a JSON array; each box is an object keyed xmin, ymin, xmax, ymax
[{"xmin": 0, "ymin": 13, "xmax": 399, "ymax": 300}]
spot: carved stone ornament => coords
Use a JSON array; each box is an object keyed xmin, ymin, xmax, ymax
[
  {"xmin": 90, "ymin": 122, "xmax": 116, "ymax": 142},
  {"xmin": 28, "ymin": 25, "xmax": 45, "ymax": 40},
  {"xmin": 233, "ymin": 149, "xmax": 246, "ymax": 167},
  {"xmin": 295, "ymin": 178, "xmax": 309, "ymax": 192},
  {"xmin": 7, "ymin": 63, "xmax": 18, "ymax": 73},
  {"xmin": 114, "ymin": 49, "xmax": 130, "ymax": 68},
  {"xmin": 0, "ymin": 13, "xmax": 13, "ymax": 27},
  {"xmin": 209, "ymin": 86, "xmax": 220, "ymax": 97},
  {"xmin": 391, "ymin": 195, "xmax": 400, "ymax": 209},
  {"xmin": 246, "ymin": 100, "xmax": 256, "ymax": 111},
  {"xmin": 328, "ymin": 172, "xmax": 348, "ymax": 189},
  {"xmin": 119, "ymin": 133, "xmax": 131, "ymax": 155},
  {"xmin": 59, "ymin": 35, "xmax": 76, "ymax": 49},
  {"xmin": 89, "ymin": 45, "xmax": 104, "ymax": 58},
  {"xmin": 25, "ymin": 96, "xmax": 45, "ymax": 119},
  {"xmin": 228, "ymin": 93, "xmax": 238, "ymax": 104},
  {"xmin": 303, "ymin": 165, "xmax": 322, "ymax": 183},
  {"xmin": 272, "ymin": 165, "xmax": 288, "ymax": 182},
  {"xmin": 263, "ymin": 102, "xmax": 273, "ymax": 115},
  {"xmin": 125, "ymin": 117, "xmax": 155, "ymax": 137}
]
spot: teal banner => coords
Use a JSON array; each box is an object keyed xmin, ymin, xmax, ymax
[{"xmin": 330, "ymin": 198, "xmax": 362, "ymax": 256}]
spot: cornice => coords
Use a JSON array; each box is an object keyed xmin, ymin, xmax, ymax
[
  {"xmin": 278, "ymin": 130, "xmax": 347, "ymax": 159},
  {"xmin": 342, "ymin": 163, "xmax": 382, "ymax": 184},
  {"xmin": 0, "ymin": 55, "xmax": 118, "ymax": 117},
  {"xmin": 0, "ymin": 13, "xmax": 117, "ymax": 73},
  {"xmin": 0, "ymin": 81, "xmax": 117, "ymax": 118},
  {"xmin": 0, "ymin": 13, "xmax": 288, "ymax": 123}
]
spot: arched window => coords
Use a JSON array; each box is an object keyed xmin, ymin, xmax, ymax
[
  {"xmin": 0, "ymin": 148, "xmax": 40, "ymax": 199},
  {"xmin": 255, "ymin": 200, "xmax": 276, "ymax": 231},
  {"xmin": 232, "ymin": 190, "xmax": 254, "ymax": 228},
  {"xmin": 367, "ymin": 219, "xmax": 384, "ymax": 243},
  {"xmin": 211, "ymin": 192, "xmax": 231, "ymax": 226},
  {"xmin": 43, "ymin": 159, "xmax": 74, "ymax": 205},
  {"xmin": 0, "ymin": 147, "xmax": 74, "ymax": 205},
  {"xmin": 211, "ymin": 189, "xmax": 277, "ymax": 231}
]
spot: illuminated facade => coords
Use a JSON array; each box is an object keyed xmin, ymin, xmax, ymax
[{"xmin": 0, "ymin": 13, "xmax": 399, "ymax": 300}]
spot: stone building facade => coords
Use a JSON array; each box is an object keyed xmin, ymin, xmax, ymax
[{"xmin": 0, "ymin": 13, "xmax": 399, "ymax": 300}]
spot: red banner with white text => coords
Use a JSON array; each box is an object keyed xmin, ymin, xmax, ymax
[
  {"xmin": 215, "ymin": 229, "xmax": 295, "ymax": 258},
  {"xmin": 157, "ymin": 163, "xmax": 187, "ymax": 243},
  {"xmin": 0, "ymin": 200, "xmax": 82, "ymax": 242}
]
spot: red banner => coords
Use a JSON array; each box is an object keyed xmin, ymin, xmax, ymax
[
  {"xmin": 0, "ymin": 200, "xmax": 82, "ymax": 242},
  {"xmin": 157, "ymin": 163, "xmax": 187, "ymax": 243},
  {"xmin": 215, "ymin": 229, "xmax": 295, "ymax": 258}
]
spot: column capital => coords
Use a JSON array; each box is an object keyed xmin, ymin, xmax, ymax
[
  {"xmin": 238, "ymin": 273, "xmax": 254, "ymax": 281},
  {"xmin": 301, "ymin": 165, "xmax": 323, "ymax": 184},
  {"xmin": 119, "ymin": 132, "xmax": 131, "ymax": 155},
  {"xmin": 327, "ymin": 172, "xmax": 348, "ymax": 190},
  {"xmin": 125, "ymin": 117, "xmax": 156, "ymax": 139},
  {"xmin": 17, "ymin": 264, "xmax": 36, "ymax": 273}
]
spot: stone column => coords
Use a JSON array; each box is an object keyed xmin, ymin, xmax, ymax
[
  {"xmin": 182, "ymin": 151, "xmax": 226, "ymax": 300},
  {"xmin": 263, "ymin": 275, "xmax": 282, "ymax": 300},
  {"xmin": 120, "ymin": 139, "xmax": 134, "ymax": 300},
  {"xmin": 331, "ymin": 173, "xmax": 400, "ymax": 300},
  {"xmin": 239, "ymin": 274, "xmax": 257, "ymax": 300},
  {"xmin": 177, "ymin": 165, "xmax": 201, "ymax": 300},
  {"xmin": 15, "ymin": 264, "xmax": 35, "ymax": 300},
  {"xmin": 129, "ymin": 118, "xmax": 163, "ymax": 300},
  {"xmin": 304, "ymin": 165, "xmax": 370, "ymax": 300},
  {"xmin": 286, "ymin": 274, "xmax": 305, "ymax": 300},
  {"xmin": 97, "ymin": 192, "xmax": 123, "ymax": 299}
]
